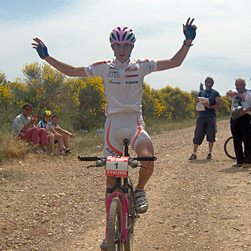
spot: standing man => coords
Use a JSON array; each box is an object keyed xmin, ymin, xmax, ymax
[
  {"xmin": 12, "ymin": 103, "xmax": 47, "ymax": 153},
  {"xmin": 189, "ymin": 77, "xmax": 220, "ymax": 160},
  {"xmin": 32, "ymin": 18, "xmax": 197, "ymax": 215},
  {"xmin": 226, "ymin": 77, "xmax": 251, "ymax": 168}
]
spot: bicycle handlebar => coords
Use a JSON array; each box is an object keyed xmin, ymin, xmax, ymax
[
  {"xmin": 78, "ymin": 156, "xmax": 101, "ymax": 161},
  {"xmin": 132, "ymin": 156, "xmax": 157, "ymax": 161},
  {"xmin": 78, "ymin": 156, "xmax": 157, "ymax": 161}
]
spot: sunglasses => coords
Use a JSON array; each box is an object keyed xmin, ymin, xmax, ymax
[
  {"xmin": 205, "ymin": 84, "xmax": 212, "ymax": 88},
  {"xmin": 24, "ymin": 108, "xmax": 31, "ymax": 111}
]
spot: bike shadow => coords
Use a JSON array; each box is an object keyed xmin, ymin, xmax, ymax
[
  {"xmin": 188, "ymin": 159, "xmax": 251, "ymax": 173},
  {"xmin": 188, "ymin": 159, "xmax": 213, "ymax": 164},
  {"xmin": 219, "ymin": 167, "xmax": 251, "ymax": 174}
]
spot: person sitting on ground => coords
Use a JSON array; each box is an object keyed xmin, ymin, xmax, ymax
[
  {"xmin": 50, "ymin": 114, "xmax": 75, "ymax": 154},
  {"xmin": 12, "ymin": 103, "xmax": 47, "ymax": 153},
  {"xmin": 37, "ymin": 110, "xmax": 65, "ymax": 155}
]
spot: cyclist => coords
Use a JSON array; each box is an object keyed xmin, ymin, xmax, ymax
[{"xmin": 32, "ymin": 18, "xmax": 197, "ymax": 214}]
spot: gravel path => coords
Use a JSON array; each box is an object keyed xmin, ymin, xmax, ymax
[{"xmin": 1, "ymin": 119, "xmax": 251, "ymax": 250}]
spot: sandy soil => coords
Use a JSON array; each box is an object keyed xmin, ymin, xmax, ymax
[{"xmin": 1, "ymin": 119, "xmax": 251, "ymax": 251}]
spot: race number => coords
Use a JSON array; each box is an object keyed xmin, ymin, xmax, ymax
[{"xmin": 106, "ymin": 156, "xmax": 129, "ymax": 177}]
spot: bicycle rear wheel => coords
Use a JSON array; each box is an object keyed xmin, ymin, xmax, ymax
[
  {"xmin": 124, "ymin": 183, "xmax": 135, "ymax": 251},
  {"xmin": 224, "ymin": 136, "xmax": 236, "ymax": 159},
  {"xmin": 107, "ymin": 197, "xmax": 123, "ymax": 251}
]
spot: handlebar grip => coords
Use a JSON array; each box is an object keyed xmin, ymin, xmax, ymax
[
  {"xmin": 78, "ymin": 156, "xmax": 100, "ymax": 161},
  {"xmin": 135, "ymin": 156, "xmax": 157, "ymax": 161}
]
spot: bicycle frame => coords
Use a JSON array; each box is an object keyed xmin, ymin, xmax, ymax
[
  {"xmin": 105, "ymin": 139, "xmax": 137, "ymax": 245},
  {"xmin": 78, "ymin": 139, "xmax": 156, "ymax": 250}
]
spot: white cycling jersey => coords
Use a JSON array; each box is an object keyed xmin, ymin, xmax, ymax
[{"xmin": 84, "ymin": 57, "xmax": 157, "ymax": 116}]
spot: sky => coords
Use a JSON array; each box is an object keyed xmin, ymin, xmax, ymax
[{"xmin": 0, "ymin": 0, "xmax": 251, "ymax": 96}]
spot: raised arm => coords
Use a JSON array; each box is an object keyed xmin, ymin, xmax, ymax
[
  {"xmin": 32, "ymin": 37, "xmax": 87, "ymax": 77},
  {"xmin": 157, "ymin": 18, "xmax": 197, "ymax": 71},
  {"xmin": 226, "ymin": 90, "xmax": 245, "ymax": 101}
]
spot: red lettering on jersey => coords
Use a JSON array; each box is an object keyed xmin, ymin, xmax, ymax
[
  {"xmin": 125, "ymin": 67, "xmax": 137, "ymax": 72},
  {"xmin": 93, "ymin": 61, "xmax": 110, "ymax": 66},
  {"xmin": 137, "ymin": 59, "xmax": 149, "ymax": 64},
  {"xmin": 125, "ymin": 74, "xmax": 139, "ymax": 78}
]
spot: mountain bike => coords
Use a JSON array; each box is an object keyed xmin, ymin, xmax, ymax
[
  {"xmin": 78, "ymin": 139, "xmax": 156, "ymax": 251},
  {"xmin": 224, "ymin": 136, "xmax": 236, "ymax": 159}
]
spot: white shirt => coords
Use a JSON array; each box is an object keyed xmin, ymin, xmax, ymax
[
  {"xmin": 229, "ymin": 89, "xmax": 251, "ymax": 114},
  {"xmin": 12, "ymin": 114, "xmax": 31, "ymax": 135},
  {"xmin": 84, "ymin": 57, "xmax": 157, "ymax": 115},
  {"xmin": 37, "ymin": 120, "xmax": 54, "ymax": 133}
]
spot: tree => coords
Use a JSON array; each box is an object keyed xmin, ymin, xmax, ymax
[
  {"xmin": 77, "ymin": 77, "xmax": 106, "ymax": 130},
  {"xmin": 217, "ymin": 96, "xmax": 231, "ymax": 116},
  {"xmin": 159, "ymin": 86, "xmax": 195, "ymax": 120},
  {"xmin": 22, "ymin": 62, "xmax": 66, "ymax": 117},
  {"xmin": 200, "ymin": 82, "xmax": 204, "ymax": 91},
  {"xmin": 142, "ymin": 83, "xmax": 161, "ymax": 120}
]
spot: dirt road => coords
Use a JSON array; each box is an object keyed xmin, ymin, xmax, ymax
[{"xmin": 1, "ymin": 119, "xmax": 251, "ymax": 250}]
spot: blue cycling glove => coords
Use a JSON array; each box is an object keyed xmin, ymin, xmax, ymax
[
  {"xmin": 36, "ymin": 44, "xmax": 49, "ymax": 59},
  {"xmin": 183, "ymin": 25, "xmax": 196, "ymax": 40}
]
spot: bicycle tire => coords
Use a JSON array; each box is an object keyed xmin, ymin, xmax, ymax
[
  {"xmin": 124, "ymin": 183, "xmax": 135, "ymax": 251},
  {"xmin": 224, "ymin": 136, "xmax": 236, "ymax": 160},
  {"xmin": 107, "ymin": 197, "xmax": 123, "ymax": 251}
]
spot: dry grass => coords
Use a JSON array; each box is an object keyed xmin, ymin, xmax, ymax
[
  {"xmin": 0, "ymin": 135, "xmax": 30, "ymax": 161},
  {"xmin": 71, "ymin": 132, "xmax": 104, "ymax": 156},
  {"xmin": 0, "ymin": 116, "xmax": 229, "ymax": 162}
]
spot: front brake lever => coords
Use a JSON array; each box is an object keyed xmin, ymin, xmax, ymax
[
  {"xmin": 87, "ymin": 164, "xmax": 96, "ymax": 168},
  {"xmin": 138, "ymin": 164, "xmax": 146, "ymax": 169}
]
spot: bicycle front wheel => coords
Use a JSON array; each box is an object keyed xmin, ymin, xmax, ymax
[
  {"xmin": 224, "ymin": 136, "xmax": 236, "ymax": 159},
  {"xmin": 124, "ymin": 184, "xmax": 135, "ymax": 251},
  {"xmin": 107, "ymin": 197, "xmax": 123, "ymax": 251}
]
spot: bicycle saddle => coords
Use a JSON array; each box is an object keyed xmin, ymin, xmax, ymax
[{"xmin": 115, "ymin": 128, "xmax": 133, "ymax": 144}]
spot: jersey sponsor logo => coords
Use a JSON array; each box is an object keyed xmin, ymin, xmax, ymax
[
  {"xmin": 125, "ymin": 74, "xmax": 139, "ymax": 78},
  {"xmin": 107, "ymin": 69, "xmax": 120, "ymax": 78},
  {"xmin": 109, "ymin": 79, "xmax": 121, "ymax": 84},
  {"xmin": 126, "ymin": 81, "xmax": 138, "ymax": 85},
  {"xmin": 125, "ymin": 67, "xmax": 138, "ymax": 72}
]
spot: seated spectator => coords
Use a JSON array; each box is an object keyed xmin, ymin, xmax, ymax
[
  {"xmin": 37, "ymin": 110, "xmax": 64, "ymax": 155},
  {"xmin": 51, "ymin": 114, "xmax": 75, "ymax": 154},
  {"xmin": 12, "ymin": 103, "xmax": 47, "ymax": 153}
]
